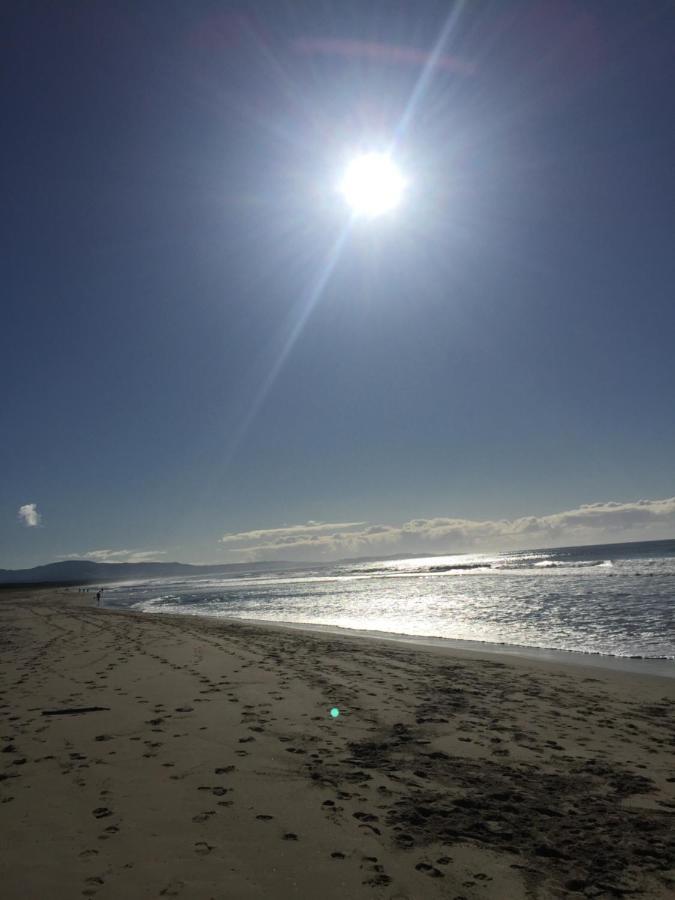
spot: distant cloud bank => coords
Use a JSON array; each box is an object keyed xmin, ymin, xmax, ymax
[
  {"xmin": 18, "ymin": 503, "xmax": 41, "ymax": 527},
  {"xmin": 220, "ymin": 521, "xmax": 366, "ymax": 545},
  {"xmin": 61, "ymin": 549, "xmax": 167, "ymax": 564},
  {"xmin": 219, "ymin": 497, "xmax": 675, "ymax": 561}
]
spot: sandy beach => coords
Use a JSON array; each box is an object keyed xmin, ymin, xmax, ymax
[{"xmin": 1, "ymin": 589, "xmax": 673, "ymax": 899}]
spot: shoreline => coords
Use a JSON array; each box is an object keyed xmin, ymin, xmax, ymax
[
  {"xmin": 99, "ymin": 566, "xmax": 675, "ymax": 675},
  {"xmin": 2, "ymin": 589, "xmax": 674, "ymax": 899},
  {"xmin": 120, "ymin": 606, "xmax": 675, "ymax": 679},
  {"xmin": 221, "ymin": 615, "xmax": 675, "ymax": 678},
  {"xmin": 236, "ymin": 613, "xmax": 675, "ymax": 678}
]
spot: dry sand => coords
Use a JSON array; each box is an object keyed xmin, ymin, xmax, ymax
[{"xmin": 1, "ymin": 588, "xmax": 673, "ymax": 899}]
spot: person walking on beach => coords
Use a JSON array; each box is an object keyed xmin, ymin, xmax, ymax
[{"xmin": 96, "ymin": 590, "xmax": 101, "ymax": 607}]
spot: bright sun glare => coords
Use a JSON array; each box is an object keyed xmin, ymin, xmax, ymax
[{"xmin": 339, "ymin": 152, "xmax": 405, "ymax": 218}]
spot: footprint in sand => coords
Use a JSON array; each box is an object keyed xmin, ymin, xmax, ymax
[
  {"xmin": 192, "ymin": 810, "xmax": 215, "ymax": 823},
  {"xmin": 353, "ymin": 811, "xmax": 379, "ymax": 823},
  {"xmin": 364, "ymin": 873, "xmax": 392, "ymax": 887},
  {"xmin": 92, "ymin": 807, "xmax": 112, "ymax": 819},
  {"xmin": 194, "ymin": 841, "xmax": 214, "ymax": 855},
  {"xmin": 415, "ymin": 862, "xmax": 444, "ymax": 878}
]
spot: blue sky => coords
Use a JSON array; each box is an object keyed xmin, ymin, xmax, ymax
[{"xmin": 3, "ymin": 1, "xmax": 675, "ymax": 567}]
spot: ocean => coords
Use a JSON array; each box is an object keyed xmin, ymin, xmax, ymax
[{"xmin": 103, "ymin": 539, "xmax": 675, "ymax": 662}]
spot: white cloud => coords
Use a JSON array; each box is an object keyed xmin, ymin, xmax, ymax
[
  {"xmin": 219, "ymin": 496, "xmax": 675, "ymax": 561},
  {"xmin": 18, "ymin": 503, "xmax": 41, "ymax": 527},
  {"xmin": 219, "ymin": 521, "xmax": 366, "ymax": 544},
  {"xmin": 60, "ymin": 549, "xmax": 167, "ymax": 564}
]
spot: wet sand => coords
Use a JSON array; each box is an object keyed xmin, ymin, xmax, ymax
[{"xmin": 1, "ymin": 589, "xmax": 673, "ymax": 899}]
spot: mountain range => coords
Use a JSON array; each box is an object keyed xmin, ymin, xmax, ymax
[{"xmin": 0, "ymin": 559, "xmax": 298, "ymax": 585}]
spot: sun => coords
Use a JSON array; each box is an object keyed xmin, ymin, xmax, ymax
[{"xmin": 339, "ymin": 152, "xmax": 405, "ymax": 218}]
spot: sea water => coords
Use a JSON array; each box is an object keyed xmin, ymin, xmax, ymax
[{"xmin": 104, "ymin": 539, "xmax": 675, "ymax": 661}]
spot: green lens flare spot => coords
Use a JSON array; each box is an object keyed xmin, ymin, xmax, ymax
[{"xmin": 330, "ymin": 707, "xmax": 340, "ymax": 718}]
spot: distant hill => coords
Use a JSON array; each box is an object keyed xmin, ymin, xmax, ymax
[{"xmin": 0, "ymin": 559, "xmax": 298, "ymax": 585}]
